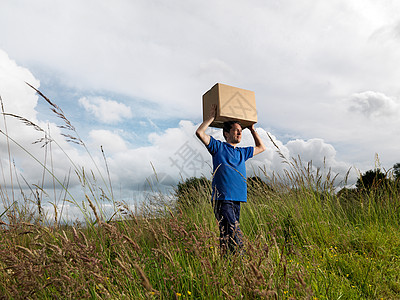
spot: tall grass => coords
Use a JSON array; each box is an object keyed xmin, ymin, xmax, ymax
[{"xmin": 1, "ymin": 85, "xmax": 400, "ymax": 299}]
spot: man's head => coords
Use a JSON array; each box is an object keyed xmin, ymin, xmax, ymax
[{"xmin": 223, "ymin": 121, "xmax": 242, "ymax": 145}]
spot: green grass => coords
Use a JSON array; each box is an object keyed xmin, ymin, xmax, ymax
[{"xmin": 3, "ymin": 169, "xmax": 399, "ymax": 299}]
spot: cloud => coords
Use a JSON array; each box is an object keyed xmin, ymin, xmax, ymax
[
  {"xmin": 79, "ymin": 96, "xmax": 132, "ymax": 124},
  {"xmin": 0, "ymin": 48, "xmax": 354, "ymax": 208},
  {"xmin": 370, "ymin": 18, "xmax": 400, "ymax": 43},
  {"xmin": 88, "ymin": 129, "xmax": 128, "ymax": 153},
  {"xmin": 348, "ymin": 91, "xmax": 400, "ymax": 119},
  {"xmin": 97, "ymin": 121, "xmax": 354, "ymax": 193},
  {"xmin": 3, "ymin": 1, "xmax": 400, "ymax": 207},
  {"xmin": 0, "ymin": 49, "xmax": 47, "ymax": 168},
  {"xmin": 2, "ymin": 1, "xmax": 399, "ymax": 119},
  {"xmin": 396, "ymin": 20, "xmax": 400, "ymax": 39},
  {"xmin": 196, "ymin": 59, "xmax": 237, "ymax": 83},
  {"xmin": 0, "ymin": 50, "xmax": 108, "ymax": 190},
  {"xmin": 0, "ymin": 46, "xmax": 358, "ymax": 194},
  {"xmin": 0, "ymin": 49, "xmax": 39, "ymax": 120},
  {"xmin": 285, "ymin": 138, "xmax": 351, "ymax": 178},
  {"xmin": 2, "ymin": 0, "xmax": 400, "ymax": 145}
]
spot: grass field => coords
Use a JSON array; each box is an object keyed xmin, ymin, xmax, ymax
[
  {"xmin": 1, "ymin": 87, "xmax": 400, "ymax": 299},
  {"xmin": 1, "ymin": 159, "xmax": 400, "ymax": 299}
]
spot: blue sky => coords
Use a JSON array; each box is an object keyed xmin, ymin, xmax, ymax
[{"xmin": 1, "ymin": 0, "xmax": 400, "ymax": 218}]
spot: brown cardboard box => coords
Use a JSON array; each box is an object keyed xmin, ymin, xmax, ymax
[{"xmin": 203, "ymin": 83, "xmax": 257, "ymax": 128}]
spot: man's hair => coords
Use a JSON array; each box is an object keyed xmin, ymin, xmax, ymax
[{"xmin": 223, "ymin": 121, "xmax": 242, "ymax": 140}]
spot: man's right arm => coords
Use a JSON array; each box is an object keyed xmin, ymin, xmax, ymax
[{"xmin": 196, "ymin": 104, "xmax": 217, "ymax": 146}]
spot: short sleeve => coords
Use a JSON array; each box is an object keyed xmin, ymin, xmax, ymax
[
  {"xmin": 242, "ymin": 146, "xmax": 254, "ymax": 161},
  {"xmin": 206, "ymin": 136, "xmax": 220, "ymax": 155}
]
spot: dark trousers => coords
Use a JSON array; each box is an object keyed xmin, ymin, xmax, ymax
[{"xmin": 213, "ymin": 200, "xmax": 243, "ymax": 254}]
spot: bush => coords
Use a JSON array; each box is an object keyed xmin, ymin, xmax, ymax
[{"xmin": 175, "ymin": 176, "xmax": 211, "ymax": 209}]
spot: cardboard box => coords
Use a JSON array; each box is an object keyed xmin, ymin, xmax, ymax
[{"xmin": 203, "ymin": 83, "xmax": 257, "ymax": 128}]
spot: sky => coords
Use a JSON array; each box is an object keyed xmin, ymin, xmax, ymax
[{"xmin": 1, "ymin": 0, "xmax": 400, "ymax": 218}]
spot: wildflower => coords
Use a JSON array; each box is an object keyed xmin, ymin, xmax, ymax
[
  {"xmin": 188, "ymin": 291, "xmax": 192, "ymax": 295},
  {"xmin": 176, "ymin": 293, "xmax": 182, "ymax": 297},
  {"xmin": 150, "ymin": 292, "xmax": 155, "ymax": 295}
]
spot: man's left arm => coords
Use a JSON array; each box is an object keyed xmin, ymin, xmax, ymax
[{"xmin": 248, "ymin": 124, "xmax": 266, "ymax": 156}]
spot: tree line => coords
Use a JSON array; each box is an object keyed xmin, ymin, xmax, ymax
[{"xmin": 175, "ymin": 163, "xmax": 400, "ymax": 208}]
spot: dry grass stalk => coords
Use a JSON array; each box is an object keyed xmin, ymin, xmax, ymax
[
  {"xmin": 79, "ymin": 230, "xmax": 89, "ymax": 248},
  {"xmin": 72, "ymin": 226, "xmax": 79, "ymax": 241},
  {"xmin": 249, "ymin": 262, "xmax": 265, "ymax": 283},
  {"xmin": 25, "ymin": 82, "xmax": 77, "ymax": 132},
  {"xmin": 61, "ymin": 230, "xmax": 69, "ymax": 242},
  {"xmin": 122, "ymin": 234, "xmax": 140, "ymax": 252},
  {"xmin": 133, "ymin": 263, "xmax": 158, "ymax": 294},
  {"xmin": 221, "ymin": 288, "xmax": 234, "ymax": 300},
  {"xmin": 86, "ymin": 194, "xmax": 101, "ymax": 223},
  {"xmin": 114, "ymin": 257, "xmax": 133, "ymax": 280},
  {"xmin": 1, "ymin": 113, "xmax": 44, "ymax": 132},
  {"xmin": 15, "ymin": 245, "xmax": 36, "ymax": 258}
]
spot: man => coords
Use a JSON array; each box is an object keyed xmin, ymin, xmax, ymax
[{"xmin": 196, "ymin": 104, "xmax": 266, "ymax": 253}]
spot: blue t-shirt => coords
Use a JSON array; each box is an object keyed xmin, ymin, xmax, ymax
[{"xmin": 206, "ymin": 136, "xmax": 254, "ymax": 202}]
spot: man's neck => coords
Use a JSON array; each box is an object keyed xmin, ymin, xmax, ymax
[{"xmin": 227, "ymin": 141, "xmax": 239, "ymax": 148}]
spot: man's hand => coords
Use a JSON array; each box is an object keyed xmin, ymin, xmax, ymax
[{"xmin": 208, "ymin": 104, "xmax": 217, "ymax": 119}]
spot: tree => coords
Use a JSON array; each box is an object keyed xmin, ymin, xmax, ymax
[
  {"xmin": 247, "ymin": 176, "xmax": 273, "ymax": 192},
  {"xmin": 393, "ymin": 163, "xmax": 400, "ymax": 181},
  {"xmin": 175, "ymin": 176, "xmax": 211, "ymax": 209},
  {"xmin": 175, "ymin": 176, "xmax": 273, "ymax": 209},
  {"xmin": 337, "ymin": 186, "xmax": 359, "ymax": 205},
  {"xmin": 356, "ymin": 168, "xmax": 388, "ymax": 192}
]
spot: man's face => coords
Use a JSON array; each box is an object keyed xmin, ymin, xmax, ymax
[{"xmin": 226, "ymin": 123, "xmax": 242, "ymax": 145}]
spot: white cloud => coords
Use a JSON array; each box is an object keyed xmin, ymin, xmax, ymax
[
  {"xmin": 0, "ymin": 49, "xmax": 39, "ymax": 120},
  {"xmin": 348, "ymin": 91, "xmax": 400, "ymax": 118},
  {"xmin": 1, "ymin": 40, "xmax": 362, "ymax": 223},
  {"xmin": 196, "ymin": 59, "xmax": 237, "ymax": 83},
  {"xmin": 2, "ymin": 0, "xmax": 399, "ymax": 122},
  {"xmin": 0, "ymin": 50, "xmax": 118, "ymax": 193},
  {"xmin": 97, "ymin": 121, "xmax": 354, "ymax": 192},
  {"xmin": 79, "ymin": 97, "xmax": 132, "ymax": 124},
  {"xmin": 285, "ymin": 138, "xmax": 351, "ymax": 178},
  {"xmin": 0, "ymin": 49, "xmax": 47, "ymax": 175},
  {"xmin": 89, "ymin": 129, "xmax": 128, "ymax": 153}
]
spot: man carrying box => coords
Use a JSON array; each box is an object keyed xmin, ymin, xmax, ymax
[{"xmin": 196, "ymin": 104, "xmax": 266, "ymax": 254}]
